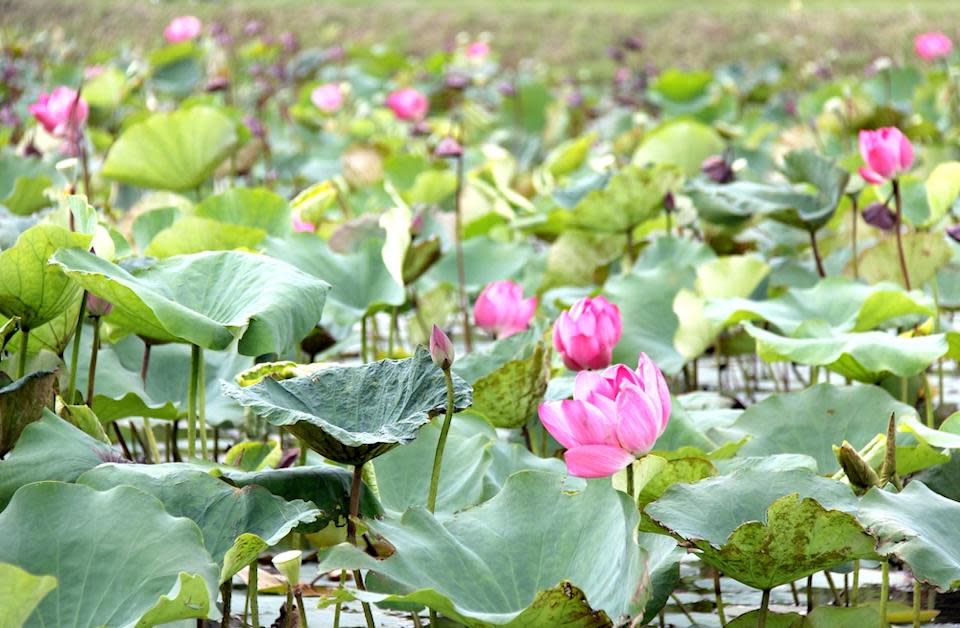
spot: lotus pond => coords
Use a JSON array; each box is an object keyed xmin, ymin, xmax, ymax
[{"xmin": 3, "ymin": 8, "xmax": 960, "ymax": 628}]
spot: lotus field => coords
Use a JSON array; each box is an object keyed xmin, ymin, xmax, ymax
[{"xmin": 5, "ymin": 7, "xmax": 960, "ymax": 628}]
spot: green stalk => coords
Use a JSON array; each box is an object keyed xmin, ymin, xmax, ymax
[
  {"xmin": 360, "ymin": 316, "xmax": 368, "ymax": 363},
  {"xmin": 187, "ymin": 345, "xmax": 200, "ymax": 459},
  {"xmin": 295, "ymin": 590, "xmax": 308, "ymax": 628},
  {"xmin": 348, "ymin": 463, "xmax": 377, "ymax": 628},
  {"xmin": 758, "ymin": 589, "xmax": 771, "ymax": 628},
  {"xmin": 852, "ymin": 560, "xmax": 860, "ymax": 606},
  {"xmin": 880, "ymin": 560, "xmax": 890, "ymax": 628},
  {"xmin": 625, "ymin": 463, "xmax": 635, "ymax": 502},
  {"xmin": 66, "ymin": 297, "xmax": 86, "ymax": 403},
  {"xmin": 891, "ymin": 179, "xmax": 912, "ymax": 290},
  {"xmin": 86, "ymin": 318, "xmax": 101, "ymax": 402},
  {"xmin": 913, "ymin": 578, "xmax": 922, "ymax": 628},
  {"xmin": 922, "ymin": 372, "xmax": 935, "ymax": 428},
  {"xmin": 198, "ymin": 347, "xmax": 208, "ymax": 459},
  {"xmin": 16, "ymin": 328, "xmax": 29, "ymax": 379},
  {"xmin": 249, "ymin": 558, "xmax": 260, "ymax": 628},
  {"xmin": 427, "ymin": 369, "xmax": 456, "ymax": 513},
  {"xmin": 714, "ymin": 571, "xmax": 726, "ymax": 626}
]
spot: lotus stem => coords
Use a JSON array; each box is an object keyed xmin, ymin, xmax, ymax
[
  {"xmin": 453, "ymin": 151, "xmax": 473, "ymax": 353},
  {"xmin": 850, "ymin": 194, "xmax": 860, "ymax": 280},
  {"xmin": 220, "ymin": 581, "xmax": 232, "ymax": 626},
  {"xmin": 670, "ymin": 593, "xmax": 695, "ymax": 623},
  {"xmin": 86, "ymin": 317, "xmax": 101, "ymax": 402},
  {"xmin": 295, "ymin": 590, "xmax": 308, "ymax": 628},
  {"xmin": 427, "ymin": 368, "xmax": 456, "ymax": 513},
  {"xmin": 880, "ymin": 560, "xmax": 890, "ymax": 628},
  {"xmin": 360, "ymin": 316, "xmax": 368, "ymax": 363},
  {"xmin": 790, "ymin": 581, "xmax": 800, "ymax": 606},
  {"xmin": 623, "ymin": 229, "xmax": 634, "ymax": 272},
  {"xmin": 824, "ymin": 570, "xmax": 841, "ymax": 605},
  {"xmin": 66, "ymin": 296, "xmax": 86, "ymax": 403},
  {"xmin": 758, "ymin": 589, "xmax": 771, "ymax": 628},
  {"xmin": 198, "ymin": 347, "xmax": 208, "ymax": 459},
  {"xmin": 15, "ymin": 327, "xmax": 29, "ymax": 379},
  {"xmin": 187, "ymin": 345, "xmax": 200, "ymax": 459},
  {"xmin": 891, "ymin": 179, "xmax": 912, "ymax": 290},
  {"xmin": 348, "ymin": 463, "xmax": 377, "ymax": 628},
  {"xmin": 913, "ymin": 578, "xmax": 922, "ymax": 628},
  {"xmin": 285, "ymin": 588, "xmax": 294, "ymax": 628},
  {"xmin": 852, "ymin": 560, "xmax": 860, "ymax": 606},
  {"xmin": 807, "ymin": 575, "xmax": 814, "ymax": 612},
  {"xmin": 388, "ymin": 306, "xmax": 397, "ymax": 357},
  {"xmin": 625, "ymin": 463, "xmax": 635, "ymax": 502},
  {"xmin": 249, "ymin": 558, "xmax": 260, "ymax": 628},
  {"xmin": 809, "ymin": 230, "xmax": 826, "ymax": 278},
  {"xmin": 714, "ymin": 570, "xmax": 726, "ymax": 625},
  {"xmin": 922, "ymin": 371, "xmax": 935, "ymax": 428}
]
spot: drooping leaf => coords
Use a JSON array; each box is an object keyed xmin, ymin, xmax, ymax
[
  {"xmin": 0, "ymin": 482, "xmax": 218, "ymax": 626},
  {"xmin": 101, "ymin": 106, "xmax": 239, "ymax": 191},
  {"xmin": 222, "ymin": 347, "xmax": 472, "ymax": 465},
  {"xmin": 52, "ymin": 248, "xmax": 329, "ymax": 355}
]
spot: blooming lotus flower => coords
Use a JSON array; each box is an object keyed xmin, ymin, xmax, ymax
[
  {"xmin": 386, "ymin": 87, "xmax": 429, "ymax": 121},
  {"xmin": 858, "ymin": 127, "xmax": 914, "ymax": 184},
  {"xmin": 310, "ymin": 83, "xmax": 344, "ymax": 113},
  {"xmin": 538, "ymin": 353, "xmax": 671, "ymax": 478},
  {"xmin": 473, "ymin": 280, "xmax": 537, "ymax": 338},
  {"xmin": 553, "ymin": 295, "xmax": 622, "ymax": 371},
  {"xmin": 466, "ymin": 41, "xmax": 490, "ymax": 60},
  {"xmin": 28, "ymin": 87, "xmax": 88, "ymax": 136},
  {"xmin": 915, "ymin": 32, "xmax": 953, "ymax": 62},
  {"xmin": 164, "ymin": 16, "xmax": 202, "ymax": 43}
]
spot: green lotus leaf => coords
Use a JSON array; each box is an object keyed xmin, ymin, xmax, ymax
[
  {"xmin": 633, "ymin": 119, "xmax": 724, "ymax": 177},
  {"xmin": 925, "ymin": 162, "xmax": 960, "ymax": 226},
  {"xmin": 1, "ymin": 300, "xmax": 83, "ymax": 359},
  {"xmin": 0, "ymin": 370, "xmax": 56, "ymax": 457},
  {"xmin": 733, "ymin": 383, "xmax": 916, "ymax": 472},
  {"xmin": 0, "ymin": 224, "xmax": 90, "ymax": 329},
  {"xmin": 315, "ymin": 471, "xmax": 646, "ymax": 627},
  {"xmin": 77, "ymin": 463, "xmax": 321, "ymax": 582},
  {"xmin": 0, "ymin": 562, "xmax": 57, "ymax": 628},
  {"xmin": 540, "ymin": 229, "xmax": 626, "ymax": 291},
  {"xmin": 222, "ymin": 347, "xmax": 472, "ymax": 465},
  {"xmin": 645, "ymin": 470, "xmax": 877, "ymax": 589},
  {"xmin": 194, "ymin": 187, "xmax": 292, "ymax": 236},
  {"xmin": 745, "ymin": 321, "xmax": 947, "ymax": 382},
  {"xmin": 0, "ymin": 482, "xmax": 218, "ymax": 626},
  {"xmin": 219, "ymin": 464, "xmax": 383, "ymax": 534},
  {"xmin": 0, "ymin": 411, "xmax": 119, "ymax": 510},
  {"xmin": 101, "ymin": 106, "xmax": 239, "ymax": 191},
  {"xmin": 51, "ymin": 248, "xmax": 329, "ymax": 354},
  {"xmin": 144, "ymin": 216, "xmax": 267, "ymax": 258},
  {"xmin": 570, "ymin": 164, "xmax": 681, "ymax": 233},
  {"xmin": 859, "ymin": 481, "xmax": 960, "ymax": 591},
  {"xmin": 855, "ymin": 232, "xmax": 953, "ymax": 289},
  {"xmin": 222, "ymin": 439, "xmax": 281, "ymax": 471},
  {"xmin": 426, "ymin": 236, "xmax": 535, "ymax": 293},
  {"xmin": 453, "ymin": 327, "xmax": 551, "ymax": 428},
  {"xmin": 637, "ymin": 533, "xmax": 684, "ymax": 625},
  {"xmin": 0, "ymin": 152, "xmax": 59, "ymax": 216}
]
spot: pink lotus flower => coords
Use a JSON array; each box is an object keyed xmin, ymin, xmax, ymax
[
  {"xmin": 429, "ymin": 325, "xmax": 455, "ymax": 370},
  {"xmin": 473, "ymin": 280, "xmax": 537, "ymax": 338},
  {"xmin": 386, "ymin": 87, "xmax": 429, "ymax": 121},
  {"xmin": 915, "ymin": 32, "xmax": 953, "ymax": 62},
  {"xmin": 28, "ymin": 87, "xmax": 88, "ymax": 136},
  {"xmin": 164, "ymin": 16, "xmax": 202, "ymax": 43},
  {"xmin": 539, "ymin": 354, "xmax": 671, "ymax": 478},
  {"xmin": 292, "ymin": 213, "xmax": 315, "ymax": 233},
  {"xmin": 553, "ymin": 295, "xmax": 622, "ymax": 371},
  {"xmin": 858, "ymin": 127, "xmax": 914, "ymax": 184},
  {"xmin": 310, "ymin": 83, "xmax": 344, "ymax": 113},
  {"xmin": 466, "ymin": 41, "xmax": 490, "ymax": 60}
]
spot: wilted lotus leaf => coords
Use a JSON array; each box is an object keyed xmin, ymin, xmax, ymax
[
  {"xmin": 0, "ymin": 370, "xmax": 56, "ymax": 457},
  {"xmin": 222, "ymin": 347, "xmax": 472, "ymax": 465}
]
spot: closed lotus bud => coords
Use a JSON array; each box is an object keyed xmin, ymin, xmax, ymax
[
  {"xmin": 862, "ymin": 202, "xmax": 897, "ymax": 231},
  {"xmin": 444, "ymin": 72, "xmax": 469, "ymax": 90},
  {"xmin": 623, "ymin": 35, "xmax": 644, "ymax": 51},
  {"xmin": 86, "ymin": 293, "xmax": 113, "ymax": 317},
  {"xmin": 429, "ymin": 325, "xmax": 454, "ymax": 370},
  {"xmin": 947, "ymin": 224, "xmax": 960, "ymax": 243},
  {"xmin": 836, "ymin": 441, "xmax": 880, "ymax": 493},
  {"xmin": 701, "ymin": 155, "xmax": 735, "ymax": 184},
  {"xmin": 205, "ymin": 76, "xmax": 229, "ymax": 92},
  {"xmin": 663, "ymin": 192, "xmax": 676, "ymax": 213},
  {"xmin": 434, "ymin": 137, "xmax": 463, "ymax": 159}
]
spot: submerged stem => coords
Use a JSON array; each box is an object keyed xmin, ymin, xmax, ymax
[{"xmin": 427, "ymin": 369, "xmax": 456, "ymax": 513}]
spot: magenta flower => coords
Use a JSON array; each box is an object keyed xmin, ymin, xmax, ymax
[
  {"xmin": 858, "ymin": 127, "xmax": 914, "ymax": 184},
  {"xmin": 29, "ymin": 87, "xmax": 88, "ymax": 136},
  {"xmin": 429, "ymin": 325, "xmax": 455, "ymax": 370},
  {"xmin": 386, "ymin": 87, "xmax": 429, "ymax": 121},
  {"xmin": 553, "ymin": 295, "xmax": 622, "ymax": 371},
  {"xmin": 164, "ymin": 16, "xmax": 202, "ymax": 43},
  {"xmin": 538, "ymin": 354, "xmax": 671, "ymax": 478},
  {"xmin": 466, "ymin": 41, "xmax": 490, "ymax": 60},
  {"xmin": 473, "ymin": 280, "xmax": 537, "ymax": 338},
  {"xmin": 310, "ymin": 83, "xmax": 344, "ymax": 113},
  {"xmin": 915, "ymin": 32, "xmax": 953, "ymax": 62}
]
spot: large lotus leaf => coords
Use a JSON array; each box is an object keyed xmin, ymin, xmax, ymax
[
  {"xmin": 195, "ymin": 187, "xmax": 292, "ymax": 236},
  {"xmin": 0, "ymin": 152, "xmax": 58, "ymax": 216},
  {"xmin": 733, "ymin": 383, "xmax": 915, "ymax": 472},
  {"xmin": 571, "ymin": 164, "xmax": 680, "ymax": 233},
  {"xmin": 77, "ymin": 463, "xmax": 320, "ymax": 582},
  {"xmin": 51, "ymin": 248, "xmax": 329, "ymax": 354},
  {"xmin": 373, "ymin": 420, "xmax": 494, "ymax": 518},
  {"xmin": 925, "ymin": 162, "xmax": 960, "ymax": 226},
  {"xmin": 745, "ymin": 322, "xmax": 947, "ymax": 382},
  {"xmin": 426, "ymin": 236, "xmax": 535, "ymax": 293},
  {"xmin": 632, "ymin": 119, "xmax": 724, "ymax": 177},
  {"xmin": 638, "ymin": 534, "xmax": 684, "ymax": 625},
  {"xmin": 539, "ymin": 230, "xmax": 625, "ymax": 291},
  {"xmin": 452, "ymin": 328, "xmax": 551, "ymax": 428},
  {"xmin": 0, "ymin": 411, "xmax": 119, "ymax": 510},
  {"xmin": 707, "ymin": 278, "xmax": 934, "ymax": 336},
  {"xmin": 0, "ymin": 562, "xmax": 57, "ymax": 628},
  {"xmin": 645, "ymin": 470, "xmax": 877, "ymax": 589},
  {"xmin": 265, "ymin": 234, "xmax": 404, "ymax": 329},
  {"xmin": 315, "ymin": 471, "xmax": 645, "ymax": 627},
  {"xmin": 222, "ymin": 347, "xmax": 472, "ymax": 465},
  {"xmin": 144, "ymin": 216, "xmax": 266, "ymax": 258},
  {"xmin": 604, "ymin": 265, "xmax": 696, "ymax": 375},
  {"xmin": 0, "ymin": 224, "xmax": 90, "ymax": 329},
  {"xmin": 101, "ymin": 106, "xmax": 238, "ymax": 191},
  {"xmin": 0, "ymin": 370, "xmax": 55, "ymax": 457},
  {"xmin": 0, "ymin": 482, "xmax": 218, "ymax": 627},
  {"xmin": 855, "ymin": 232, "xmax": 953, "ymax": 289},
  {"xmin": 859, "ymin": 481, "xmax": 960, "ymax": 590}
]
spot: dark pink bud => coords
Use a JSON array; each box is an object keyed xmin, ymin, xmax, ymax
[
  {"xmin": 862, "ymin": 202, "xmax": 897, "ymax": 231},
  {"xmin": 429, "ymin": 325, "xmax": 454, "ymax": 370},
  {"xmin": 435, "ymin": 137, "xmax": 463, "ymax": 159},
  {"xmin": 701, "ymin": 155, "xmax": 735, "ymax": 184},
  {"xmin": 946, "ymin": 224, "xmax": 960, "ymax": 243},
  {"xmin": 86, "ymin": 293, "xmax": 113, "ymax": 317}
]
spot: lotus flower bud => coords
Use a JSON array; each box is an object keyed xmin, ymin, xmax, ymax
[
  {"xmin": 434, "ymin": 137, "xmax": 463, "ymax": 159},
  {"xmin": 858, "ymin": 127, "xmax": 914, "ymax": 184},
  {"xmin": 429, "ymin": 325, "xmax": 455, "ymax": 370},
  {"xmin": 28, "ymin": 87, "xmax": 88, "ymax": 137},
  {"xmin": 311, "ymin": 83, "xmax": 345, "ymax": 113},
  {"xmin": 915, "ymin": 32, "xmax": 953, "ymax": 62},
  {"xmin": 86, "ymin": 293, "xmax": 113, "ymax": 318},
  {"xmin": 701, "ymin": 154, "xmax": 735, "ymax": 184},
  {"xmin": 474, "ymin": 280, "xmax": 537, "ymax": 339},
  {"xmin": 946, "ymin": 224, "xmax": 960, "ymax": 243},
  {"xmin": 862, "ymin": 202, "xmax": 897, "ymax": 231},
  {"xmin": 386, "ymin": 87, "xmax": 429, "ymax": 122},
  {"xmin": 163, "ymin": 16, "xmax": 202, "ymax": 43},
  {"xmin": 835, "ymin": 441, "xmax": 880, "ymax": 494}
]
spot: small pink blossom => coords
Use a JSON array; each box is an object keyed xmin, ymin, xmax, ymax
[
  {"xmin": 915, "ymin": 32, "xmax": 953, "ymax": 62},
  {"xmin": 386, "ymin": 87, "xmax": 429, "ymax": 121},
  {"xmin": 28, "ymin": 87, "xmax": 88, "ymax": 136},
  {"xmin": 473, "ymin": 280, "xmax": 537, "ymax": 338},
  {"xmin": 310, "ymin": 83, "xmax": 344, "ymax": 113},
  {"xmin": 858, "ymin": 127, "xmax": 914, "ymax": 184},
  {"xmin": 466, "ymin": 41, "xmax": 490, "ymax": 60},
  {"xmin": 553, "ymin": 295, "xmax": 622, "ymax": 371},
  {"xmin": 164, "ymin": 16, "xmax": 202, "ymax": 43}
]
